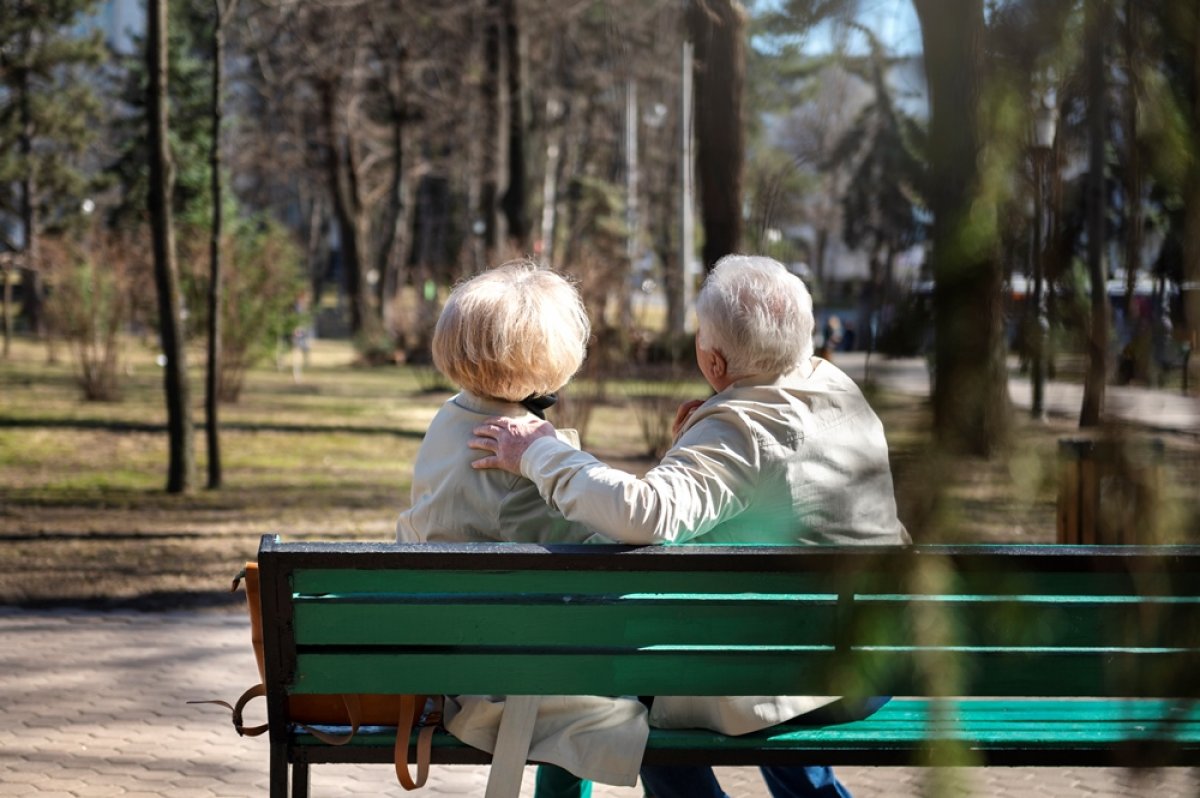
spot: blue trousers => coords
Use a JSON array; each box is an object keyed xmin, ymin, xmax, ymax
[
  {"xmin": 534, "ymin": 697, "xmax": 889, "ymax": 798},
  {"xmin": 639, "ymin": 764, "xmax": 851, "ymax": 798}
]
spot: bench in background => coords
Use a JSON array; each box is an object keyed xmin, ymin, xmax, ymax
[{"xmin": 255, "ymin": 535, "xmax": 1200, "ymax": 797}]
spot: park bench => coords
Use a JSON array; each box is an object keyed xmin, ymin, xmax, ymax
[{"xmin": 253, "ymin": 534, "xmax": 1200, "ymax": 798}]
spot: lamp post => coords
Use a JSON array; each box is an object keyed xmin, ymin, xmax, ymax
[{"xmin": 1030, "ymin": 96, "xmax": 1057, "ymax": 420}]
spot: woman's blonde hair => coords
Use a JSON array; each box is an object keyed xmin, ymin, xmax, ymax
[{"xmin": 432, "ymin": 260, "xmax": 591, "ymax": 401}]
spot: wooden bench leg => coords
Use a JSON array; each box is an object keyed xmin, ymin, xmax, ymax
[
  {"xmin": 292, "ymin": 759, "xmax": 309, "ymax": 798},
  {"xmin": 269, "ymin": 744, "xmax": 288, "ymax": 798},
  {"xmin": 484, "ymin": 695, "xmax": 540, "ymax": 798}
]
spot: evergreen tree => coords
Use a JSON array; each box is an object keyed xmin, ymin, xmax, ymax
[
  {"xmin": 0, "ymin": 0, "xmax": 105, "ymax": 348},
  {"xmin": 108, "ymin": 0, "xmax": 214, "ymax": 228}
]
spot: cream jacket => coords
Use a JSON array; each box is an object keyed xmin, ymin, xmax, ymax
[
  {"xmin": 518, "ymin": 357, "xmax": 910, "ymax": 735},
  {"xmin": 397, "ymin": 391, "xmax": 600, "ymax": 545},
  {"xmin": 395, "ymin": 391, "xmax": 647, "ymax": 785}
]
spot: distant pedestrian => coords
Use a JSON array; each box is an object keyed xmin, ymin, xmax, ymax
[{"xmin": 818, "ymin": 314, "xmax": 843, "ymax": 360}]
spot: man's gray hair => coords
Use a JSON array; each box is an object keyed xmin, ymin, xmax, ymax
[{"xmin": 695, "ymin": 255, "xmax": 815, "ymax": 377}]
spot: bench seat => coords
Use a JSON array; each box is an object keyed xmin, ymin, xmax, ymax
[
  {"xmin": 255, "ymin": 538, "xmax": 1200, "ymax": 796},
  {"xmin": 291, "ymin": 698, "xmax": 1200, "ymax": 767}
]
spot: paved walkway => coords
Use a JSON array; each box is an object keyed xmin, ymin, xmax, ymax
[
  {"xmin": 836, "ymin": 353, "xmax": 1199, "ymax": 436},
  {"xmin": 2, "ymin": 609, "xmax": 1197, "ymax": 797}
]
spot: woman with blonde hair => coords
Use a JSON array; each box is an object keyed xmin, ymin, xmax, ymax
[
  {"xmin": 396, "ymin": 261, "xmax": 647, "ymax": 797},
  {"xmin": 398, "ymin": 259, "xmax": 597, "ymax": 544}
]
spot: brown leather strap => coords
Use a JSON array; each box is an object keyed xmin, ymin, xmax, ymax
[
  {"xmin": 196, "ymin": 686, "xmax": 442, "ymax": 790},
  {"xmin": 188, "ymin": 683, "xmax": 269, "ymax": 737},
  {"xmin": 394, "ymin": 694, "xmax": 425, "ymax": 790},
  {"xmin": 297, "ymin": 694, "xmax": 362, "ymax": 747},
  {"xmin": 190, "ymin": 685, "xmax": 364, "ymax": 745},
  {"xmin": 394, "ymin": 694, "xmax": 439, "ymax": 790}
]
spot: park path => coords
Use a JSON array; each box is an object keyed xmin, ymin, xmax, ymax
[
  {"xmin": 837, "ymin": 353, "xmax": 1199, "ymax": 436},
  {"xmin": 2, "ymin": 606, "xmax": 1198, "ymax": 797}
]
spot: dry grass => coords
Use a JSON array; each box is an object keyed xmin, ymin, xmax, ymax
[{"xmin": 1, "ymin": 336, "xmax": 1196, "ymax": 610}]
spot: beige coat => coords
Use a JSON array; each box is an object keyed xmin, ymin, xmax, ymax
[
  {"xmin": 397, "ymin": 391, "xmax": 599, "ymax": 544},
  {"xmin": 517, "ymin": 358, "xmax": 910, "ymax": 735},
  {"xmin": 396, "ymin": 391, "xmax": 647, "ymax": 786}
]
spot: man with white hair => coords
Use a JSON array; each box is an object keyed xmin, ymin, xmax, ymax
[{"xmin": 471, "ymin": 254, "xmax": 909, "ymax": 798}]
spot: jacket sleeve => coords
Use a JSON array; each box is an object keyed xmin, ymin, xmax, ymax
[{"xmin": 518, "ymin": 416, "xmax": 755, "ymax": 545}]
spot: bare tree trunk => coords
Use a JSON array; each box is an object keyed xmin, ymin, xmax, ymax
[
  {"xmin": 305, "ymin": 193, "xmax": 327, "ymax": 307},
  {"xmin": 480, "ymin": 0, "xmax": 503, "ymax": 257},
  {"xmin": 148, "ymin": 0, "xmax": 195, "ymax": 494},
  {"xmin": 1122, "ymin": 0, "xmax": 1142, "ymax": 323},
  {"xmin": 687, "ymin": 0, "xmax": 745, "ymax": 272},
  {"xmin": 500, "ymin": 0, "xmax": 530, "ymax": 251},
  {"xmin": 1081, "ymin": 0, "xmax": 1111, "ymax": 426},
  {"xmin": 320, "ymin": 81, "xmax": 373, "ymax": 339},
  {"xmin": 376, "ymin": 51, "xmax": 410, "ymax": 335},
  {"xmin": 1183, "ymin": 3, "xmax": 1200, "ymax": 394},
  {"xmin": 2, "ymin": 259, "xmax": 12, "ymax": 357},
  {"xmin": 813, "ymin": 225, "xmax": 829, "ymax": 288},
  {"xmin": 206, "ymin": 0, "xmax": 236, "ymax": 490},
  {"xmin": 539, "ymin": 98, "xmax": 564, "ymax": 264},
  {"xmin": 914, "ymin": 0, "xmax": 1012, "ymax": 456},
  {"xmin": 18, "ymin": 28, "xmax": 43, "ymax": 339},
  {"xmin": 661, "ymin": 103, "xmax": 685, "ymax": 337}
]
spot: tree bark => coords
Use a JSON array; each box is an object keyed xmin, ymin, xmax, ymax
[
  {"xmin": 1121, "ymin": 0, "xmax": 1142, "ymax": 323},
  {"xmin": 914, "ymin": 0, "xmax": 1012, "ymax": 456},
  {"xmin": 376, "ymin": 48, "xmax": 410, "ymax": 335},
  {"xmin": 687, "ymin": 0, "xmax": 745, "ymax": 272},
  {"xmin": 1182, "ymin": 3, "xmax": 1200, "ymax": 393},
  {"xmin": 206, "ymin": 0, "xmax": 236, "ymax": 489},
  {"xmin": 320, "ymin": 80, "xmax": 373, "ymax": 339},
  {"xmin": 18, "ymin": 21, "xmax": 43, "ymax": 339},
  {"xmin": 480, "ymin": 0, "xmax": 503, "ymax": 257},
  {"xmin": 148, "ymin": 0, "xmax": 195, "ymax": 493},
  {"xmin": 499, "ymin": 0, "xmax": 530, "ymax": 251},
  {"xmin": 2, "ymin": 258, "xmax": 12, "ymax": 357},
  {"xmin": 1080, "ymin": 0, "xmax": 1111, "ymax": 426}
]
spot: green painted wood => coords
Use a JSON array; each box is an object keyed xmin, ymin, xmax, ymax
[
  {"xmin": 290, "ymin": 593, "xmax": 1198, "ymax": 651},
  {"xmin": 290, "ymin": 649, "xmax": 1200, "ymax": 697},
  {"xmin": 843, "ymin": 597, "xmax": 1199, "ymax": 650},
  {"xmin": 290, "ymin": 699, "xmax": 1200, "ymax": 751},
  {"xmin": 262, "ymin": 541, "xmax": 1200, "ymax": 769},
  {"xmin": 291, "ymin": 567, "xmax": 1196, "ymax": 599},
  {"xmin": 288, "ymin": 547, "xmax": 1200, "ymax": 597},
  {"xmin": 293, "ymin": 599, "xmax": 839, "ymax": 647},
  {"xmin": 291, "ymin": 569, "xmax": 843, "ymax": 597}
]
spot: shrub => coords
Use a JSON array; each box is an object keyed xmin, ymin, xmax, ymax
[
  {"xmin": 180, "ymin": 217, "xmax": 305, "ymax": 402},
  {"xmin": 44, "ymin": 231, "xmax": 144, "ymax": 401}
]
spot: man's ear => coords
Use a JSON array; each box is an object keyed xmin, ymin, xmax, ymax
[{"xmin": 708, "ymin": 348, "xmax": 727, "ymax": 379}]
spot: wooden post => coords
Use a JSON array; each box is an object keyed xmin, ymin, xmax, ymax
[{"xmin": 1057, "ymin": 438, "xmax": 1163, "ymax": 544}]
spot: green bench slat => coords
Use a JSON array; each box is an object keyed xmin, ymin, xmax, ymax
[
  {"xmin": 292, "ymin": 569, "xmax": 843, "ymax": 596},
  {"xmin": 290, "ymin": 649, "xmax": 1200, "ymax": 697},
  {"xmin": 290, "ymin": 699, "xmax": 1200, "ymax": 758},
  {"xmin": 291, "ymin": 594, "xmax": 1196, "ymax": 650},
  {"xmin": 289, "ymin": 562, "xmax": 1200, "ymax": 600},
  {"xmin": 293, "ymin": 599, "xmax": 838, "ymax": 647}
]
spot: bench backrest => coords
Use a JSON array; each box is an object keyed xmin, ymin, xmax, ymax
[{"xmin": 257, "ymin": 537, "xmax": 1200, "ymax": 704}]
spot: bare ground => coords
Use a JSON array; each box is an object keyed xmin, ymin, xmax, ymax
[{"xmin": 2, "ymin": 338, "xmax": 1196, "ymax": 611}]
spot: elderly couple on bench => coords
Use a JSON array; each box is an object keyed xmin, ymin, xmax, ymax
[{"xmin": 395, "ymin": 255, "xmax": 909, "ymax": 798}]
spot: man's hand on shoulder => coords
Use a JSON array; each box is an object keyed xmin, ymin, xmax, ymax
[{"xmin": 469, "ymin": 416, "xmax": 557, "ymax": 474}]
